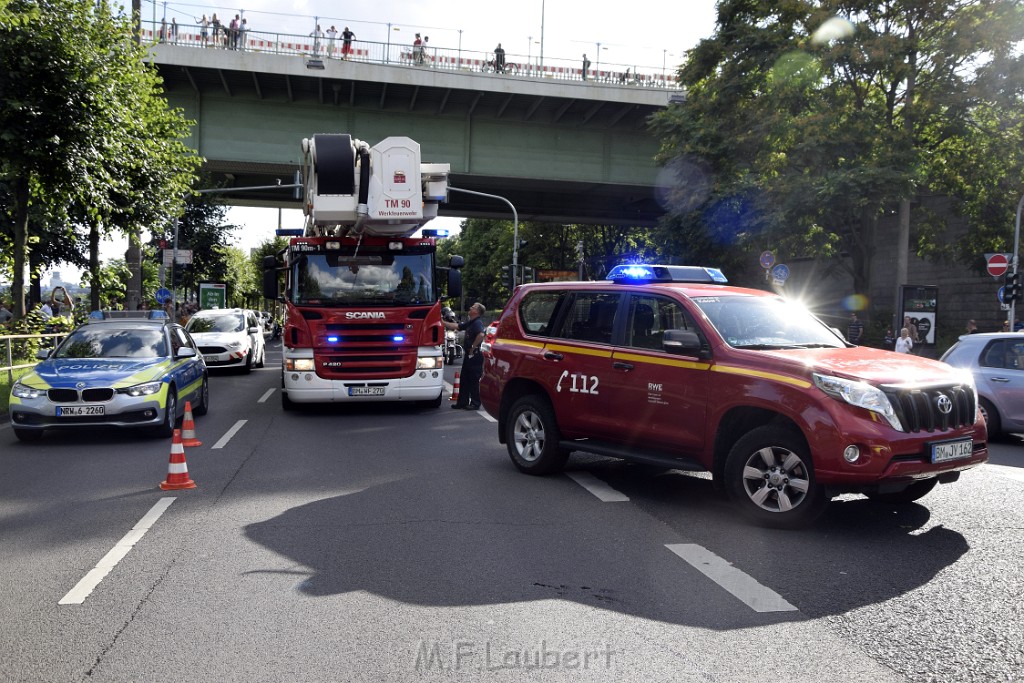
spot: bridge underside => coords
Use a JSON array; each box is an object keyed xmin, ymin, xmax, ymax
[{"xmin": 155, "ymin": 47, "xmax": 672, "ymax": 226}]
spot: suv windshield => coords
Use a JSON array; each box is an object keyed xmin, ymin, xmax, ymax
[
  {"xmin": 291, "ymin": 251, "xmax": 435, "ymax": 306},
  {"xmin": 691, "ymin": 295, "xmax": 844, "ymax": 349},
  {"xmin": 56, "ymin": 326, "xmax": 168, "ymax": 359}
]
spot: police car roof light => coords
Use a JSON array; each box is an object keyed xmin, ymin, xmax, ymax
[
  {"xmin": 606, "ymin": 264, "xmax": 728, "ymax": 284},
  {"xmin": 88, "ymin": 309, "xmax": 169, "ymax": 322}
]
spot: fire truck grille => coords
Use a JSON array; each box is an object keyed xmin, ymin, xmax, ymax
[
  {"xmin": 885, "ymin": 385, "xmax": 976, "ymax": 433},
  {"xmin": 318, "ymin": 352, "xmax": 411, "ymax": 376},
  {"xmin": 326, "ymin": 323, "xmax": 407, "ymax": 331}
]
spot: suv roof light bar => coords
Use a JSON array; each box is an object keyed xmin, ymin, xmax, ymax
[{"xmin": 606, "ymin": 264, "xmax": 728, "ymax": 284}]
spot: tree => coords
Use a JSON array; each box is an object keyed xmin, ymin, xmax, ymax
[
  {"xmin": 147, "ymin": 191, "xmax": 238, "ymax": 302},
  {"xmin": 0, "ymin": 0, "xmax": 200, "ymax": 319},
  {"xmin": 651, "ymin": 0, "xmax": 1024, "ymax": 305}
]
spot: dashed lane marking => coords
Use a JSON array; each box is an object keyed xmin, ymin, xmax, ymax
[
  {"xmin": 257, "ymin": 388, "xmax": 275, "ymax": 403},
  {"xmin": 567, "ymin": 471, "xmax": 630, "ymax": 502},
  {"xmin": 59, "ymin": 497, "xmax": 176, "ymax": 605},
  {"xmin": 666, "ymin": 543, "xmax": 798, "ymax": 613},
  {"xmin": 212, "ymin": 420, "xmax": 247, "ymax": 449}
]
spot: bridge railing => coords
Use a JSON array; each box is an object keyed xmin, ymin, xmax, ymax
[{"xmin": 144, "ymin": 21, "xmax": 681, "ymax": 89}]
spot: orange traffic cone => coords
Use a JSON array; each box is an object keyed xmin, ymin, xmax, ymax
[
  {"xmin": 450, "ymin": 371, "xmax": 461, "ymax": 403},
  {"xmin": 180, "ymin": 401, "xmax": 202, "ymax": 447},
  {"xmin": 160, "ymin": 429, "xmax": 197, "ymax": 490}
]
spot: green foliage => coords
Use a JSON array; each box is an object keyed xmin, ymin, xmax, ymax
[
  {"xmin": 0, "ymin": 0, "xmax": 201, "ymax": 318},
  {"xmin": 651, "ymin": 0, "xmax": 1024, "ymax": 298},
  {"xmin": 437, "ymin": 219, "xmax": 662, "ymax": 307}
]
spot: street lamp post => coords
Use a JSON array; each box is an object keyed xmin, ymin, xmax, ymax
[
  {"xmin": 539, "ymin": 0, "xmax": 545, "ymax": 71},
  {"xmin": 448, "ymin": 187, "xmax": 519, "ymax": 286}
]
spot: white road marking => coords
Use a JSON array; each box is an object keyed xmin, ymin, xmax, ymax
[
  {"xmin": 666, "ymin": 543, "xmax": 797, "ymax": 613},
  {"xmin": 212, "ymin": 420, "xmax": 247, "ymax": 449},
  {"xmin": 566, "ymin": 472, "xmax": 630, "ymax": 502},
  {"xmin": 59, "ymin": 497, "xmax": 176, "ymax": 605},
  {"xmin": 257, "ymin": 388, "xmax": 275, "ymax": 403}
]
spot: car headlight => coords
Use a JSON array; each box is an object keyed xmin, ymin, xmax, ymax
[
  {"xmin": 417, "ymin": 355, "xmax": 443, "ymax": 370},
  {"xmin": 286, "ymin": 358, "xmax": 315, "ymax": 371},
  {"xmin": 12, "ymin": 382, "xmax": 44, "ymax": 399},
  {"xmin": 122, "ymin": 381, "xmax": 164, "ymax": 397},
  {"xmin": 226, "ymin": 340, "xmax": 245, "ymax": 350},
  {"xmin": 813, "ymin": 373, "xmax": 902, "ymax": 431}
]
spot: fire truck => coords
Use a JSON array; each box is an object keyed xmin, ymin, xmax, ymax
[{"xmin": 262, "ymin": 134, "xmax": 464, "ymax": 409}]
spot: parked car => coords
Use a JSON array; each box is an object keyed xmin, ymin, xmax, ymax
[
  {"xmin": 185, "ymin": 308, "xmax": 266, "ymax": 372},
  {"xmin": 8, "ymin": 310, "xmax": 209, "ymax": 441},
  {"xmin": 940, "ymin": 332, "xmax": 1024, "ymax": 437},
  {"xmin": 480, "ymin": 264, "xmax": 987, "ymax": 528}
]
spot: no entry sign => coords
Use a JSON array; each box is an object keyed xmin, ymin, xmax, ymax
[{"xmin": 987, "ymin": 253, "xmax": 1010, "ymax": 277}]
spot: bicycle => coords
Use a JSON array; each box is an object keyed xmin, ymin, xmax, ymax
[{"xmin": 481, "ymin": 59, "xmax": 520, "ymax": 76}]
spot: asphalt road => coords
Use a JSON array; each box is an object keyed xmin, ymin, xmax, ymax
[{"xmin": 1, "ymin": 340, "xmax": 1021, "ymax": 682}]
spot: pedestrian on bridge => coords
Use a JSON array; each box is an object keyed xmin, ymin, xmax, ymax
[
  {"xmin": 582, "ymin": 53, "xmax": 591, "ymax": 80},
  {"xmin": 342, "ymin": 27, "xmax": 355, "ymax": 59},
  {"xmin": 494, "ymin": 43, "xmax": 506, "ymax": 73},
  {"xmin": 326, "ymin": 26, "xmax": 338, "ymax": 57}
]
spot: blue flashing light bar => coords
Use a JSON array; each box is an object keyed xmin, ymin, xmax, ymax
[
  {"xmin": 326, "ymin": 335, "xmax": 340, "ymax": 343},
  {"xmin": 420, "ymin": 228, "xmax": 450, "ymax": 237},
  {"xmin": 276, "ymin": 229, "xmax": 305, "ymax": 236},
  {"xmin": 392, "ymin": 335, "xmax": 405, "ymax": 342},
  {"xmin": 606, "ymin": 264, "xmax": 728, "ymax": 284}
]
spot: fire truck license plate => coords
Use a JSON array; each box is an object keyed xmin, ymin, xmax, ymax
[
  {"xmin": 930, "ymin": 438, "xmax": 972, "ymax": 463},
  {"xmin": 57, "ymin": 405, "xmax": 105, "ymax": 417},
  {"xmin": 349, "ymin": 387, "xmax": 385, "ymax": 396}
]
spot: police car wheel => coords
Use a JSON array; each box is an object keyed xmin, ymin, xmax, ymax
[
  {"xmin": 256, "ymin": 345, "xmax": 266, "ymax": 368},
  {"xmin": 156, "ymin": 389, "xmax": 178, "ymax": 438},
  {"xmin": 724, "ymin": 425, "xmax": 828, "ymax": 529},
  {"xmin": 243, "ymin": 349, "xmax": 253, "ymax": 373},
  {"xmin": 865, "ymin": 478, "xmax": 938, "ymax": 504},
  {"xmin": 506, "ymin": 395, "xmax": 569, "ymax": 475},
  {"xmin": 13, "ymin": 427, "xmax": 43, "ymax": 442},
  {"xmin": 193, "ymin": 376, "xmax": 209, "ymax": 416}
]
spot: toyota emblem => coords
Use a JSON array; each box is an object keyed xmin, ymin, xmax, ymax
[{"xmin": 935, "ymin": 394, "xmax": 953, "ymax": 415}]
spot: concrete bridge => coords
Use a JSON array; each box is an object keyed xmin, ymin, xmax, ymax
[{"xmin": 150, "ymin": 38, "xmax": 680, "ymax": 226}]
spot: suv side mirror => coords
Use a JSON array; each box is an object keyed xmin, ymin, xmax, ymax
[{"xmin": 663, "ymin": 329, "xmax": 704, "ymax": 356}]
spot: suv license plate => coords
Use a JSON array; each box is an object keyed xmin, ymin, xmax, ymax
[
  {"xmin": 349, "ymin": 387, "xmax": 385, "ymax": 396},
  {"xmin": 57, "ymin": 405, "xmax": 105, "ymax": 417},
  {"xmin": 930, "ymin": 439, "xmax": 972, "ymax": 464}
]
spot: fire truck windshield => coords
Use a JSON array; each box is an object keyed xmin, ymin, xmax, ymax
[{"xmin": 291, "ymin": 251, "xmax": 436, "ymax": 306}]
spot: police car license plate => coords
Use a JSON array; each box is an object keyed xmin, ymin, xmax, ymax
[
  {"xmin": 930, "ymin": 438, "xmax": 972, "ymax": 464},
  {"xmin": 57, "ymin": 405, "xmax": 105, "ymax": 417},
  {"xmin": 349, "ymin": 387, "xmax": 385, "ymax": 396}
]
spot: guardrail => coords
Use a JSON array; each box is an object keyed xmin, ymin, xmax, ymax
[
  {"xmin": 143, "ymin": 21, "xmax": 681, "ymax": 89},
  {"xmin": 2, "ymin": 334, "xmax": 63, "ymax": 384}
]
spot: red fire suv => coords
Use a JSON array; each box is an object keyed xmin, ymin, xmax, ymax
[{"xmin": 479, "ymin": 264, "xmax": 988, "ymax": 528}]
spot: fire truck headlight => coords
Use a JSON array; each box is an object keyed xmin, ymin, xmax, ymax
[
  {"xmin": 286, "ymin": 358, "xmax": 315, "ymax": 371},
  {"xmin": 417, "ymin": 356, "xmax": 443, "ymax": 370}
]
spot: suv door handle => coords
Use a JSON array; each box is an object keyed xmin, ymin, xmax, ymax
[
  {"xmin": 991, "ymin": 377, "xmax": 1011, "ymax": 382},
  {"xmin": 543, "ymin": 350, "xmax": 564, "ymax": 361},
  {"xmin": 613, "ymin": 361, "xmax": 634, "ymax": 371}
]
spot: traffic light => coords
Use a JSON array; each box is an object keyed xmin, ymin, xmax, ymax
[
  {"xmin": 522, "ymin": 266, "xmax": 535, "ymax": 283},
  {"xmin": 1006, "ymin": 272, "xmax": 1021, "ymax": 303},
  {"xmin": 500, "ymin": 264, "xmax": 513, "ymax": 289}
]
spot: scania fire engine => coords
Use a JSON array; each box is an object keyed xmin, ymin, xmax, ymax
[{"xmin": 263, "ymin": 134, "xmax": 464, "ymax": 409}]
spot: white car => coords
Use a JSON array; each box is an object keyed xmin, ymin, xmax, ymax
[{"xmin": 185, "ymin": 308, "xmax": 266, "ymax": 372}]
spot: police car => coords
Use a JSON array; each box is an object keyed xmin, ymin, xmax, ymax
[
  {"xmin": 479, "ymin": 264, "xmax": 988, "ymax": 528},
  {"xmin": 8, "ymin": 311, "xmax": 209, "ymax": 442}
]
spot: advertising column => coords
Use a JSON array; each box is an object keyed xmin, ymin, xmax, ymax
[{"xmin": 900, "ymin": 285, "xmax": 938, "ymax": 346}]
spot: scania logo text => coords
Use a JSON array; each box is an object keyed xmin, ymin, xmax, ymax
[{"xmin": 345, "ymin": 312, "xmax": 386, "ymax": 319}]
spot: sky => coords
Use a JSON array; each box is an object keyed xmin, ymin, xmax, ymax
[{"xmin": 60, "ymin": 0, "xmax": 721, "ymax": 281}]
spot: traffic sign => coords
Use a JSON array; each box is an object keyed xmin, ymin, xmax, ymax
[
  {"xmin": 759, "ymin": 251, "xmax": 775, "ymax": 270},
  {"xmin": 998, "ymin": 286, "xmax": 1006, "ymax": 304},
  {"xmin": 155, "ymin": 288, "xmax": 172, "ymax": 304},
  {"xmin": 771, "ymin": 263, "xmax": 790, "ymax": 285},
  {"xmin": 987, "ymin": 253, "xmax": 1009, "ymax": 277}
]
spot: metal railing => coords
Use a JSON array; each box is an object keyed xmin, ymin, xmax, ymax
[
  {"xmin": 144, "ymin": 21, "xmax": 681, "ymax": 89},
  {"xmin": 2, "ymin": 333, "xmax": 63, "ymax": 384}
]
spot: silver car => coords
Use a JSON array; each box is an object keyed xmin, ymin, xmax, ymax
[{"xmin": 941, "ymin": 332, "xmax": 1024, "ymax": 437}]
